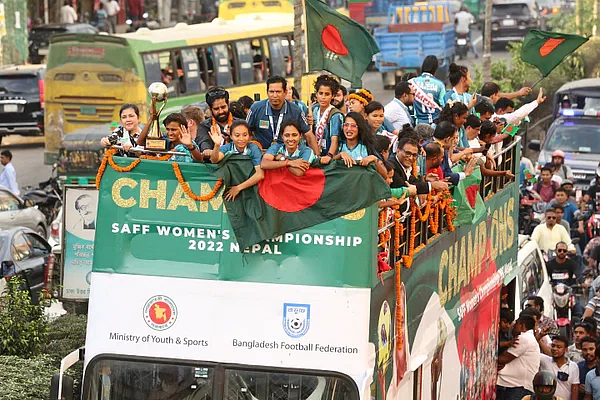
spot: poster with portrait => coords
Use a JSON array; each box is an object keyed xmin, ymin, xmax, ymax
[{"xmin": 62, "ymin": 186, "xmax": 98, "ymax": 299}]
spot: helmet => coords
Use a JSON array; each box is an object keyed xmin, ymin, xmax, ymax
[
  {"xmin": 552, "ymin": 150, "xmax": 565, "ymax": 158},
  {"xmin": 533, "ymin": 370, "xmax": 557, "ymax": 400}
]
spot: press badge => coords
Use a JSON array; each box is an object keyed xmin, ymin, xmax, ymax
[{"xmin": 259, "ymin": 120, "xmax": 269, "ymax": 129}]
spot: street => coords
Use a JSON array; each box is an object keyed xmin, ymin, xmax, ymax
[{"xmin": 1, "ymin": 136, "xmax": 52, "ymax": 191}]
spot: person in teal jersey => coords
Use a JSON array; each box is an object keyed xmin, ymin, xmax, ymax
[
  {"xmin": 412, "ymin": 55, "xmax": 446, "ymax": 124},
  {"xmin": 366, "ymin": 101, "xmax": 400, "ymax": 153},
  {"xmin": 437, "ymin": 102, "xmax": 470, "ymax": 149},
  {"xmin": 262, "ymin": 119, "xmax": 316, "ymax": 177},
  {"xmin": 287, "ymin": 86, "xmax": 309, "ymax": 115},
  {"xmin": 443, "ymin": 63, "xmax": 478, "ymax": 110},
  {"xmin": 137, "ymin": 112, "xmax": 203, "ymax": 162},
  {"xmin": 209, "ymin": 120, "xmax": 264, "ymax": 201},
  {"xmin": 335, "ymin": 112, "xmax": 387, "ymax": 179},
  {"xmin": 310, "ymin": 75, "xmax": 343, "ymax": 163}
]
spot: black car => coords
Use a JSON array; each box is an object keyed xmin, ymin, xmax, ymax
[
  {"xmin": 491, "ymin": 1, "xmax": 540, "ymax": 46},
  {"xmin": 29, "ymin": 23, "xmax": 98, "ymax": 64},
  {"xmin": 0, "ymin": 227, "xmax": 53, "ymax": 305},
  {"xmin": 0, "ymin": 65, "xmax": 46, "ymax": 144}
]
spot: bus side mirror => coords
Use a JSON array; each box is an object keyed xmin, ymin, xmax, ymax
[
  {"xmin": 528, "ymin": 140, "xmax": 540, "ymax": 152},
  {"xmin": 50, "ymin": 374, "xmax": 74, "ymax": 400}
]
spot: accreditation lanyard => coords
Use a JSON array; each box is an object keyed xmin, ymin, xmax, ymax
[{"xmin": 269, "ymin": 110, "xmax": 285, "ymax": 143}]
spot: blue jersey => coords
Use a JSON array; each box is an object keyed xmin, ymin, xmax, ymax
[
  {"xmin": 266, "ymin": 143, "xmax": 316, "ymax": 163},
  {"xmin": 220, "ymin": 142, "xmax": 263, "ymax": 166},
  {"xmin": 412, "ymin": 73, "xmax": 446, "ymax": 124},
  {"xmin": 246, "ymin": 99, "xmax": 310, "ymax": 149},
  {"xmin": 311, "ymin": 104, "xmax": 343, "ymax": 154},
  {"xmin": 338, "ymin": 141, "xmax": 369, "ymax": 160}
]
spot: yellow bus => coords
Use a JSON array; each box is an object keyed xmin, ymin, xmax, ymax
[
  {"xmin": 218, "ymin": 0, "xmax": 294, "ymax": 20},
  {"xmin": 44, "ymin": 14, "xmax": 313, "ymax": 164}
]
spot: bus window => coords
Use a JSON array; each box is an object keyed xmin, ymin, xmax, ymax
[
  {"xmin": 142, "ymin": 53, "xmax": 162, "ymax": 86},
  {"xmin": 281, "ymin": 35, "xmax": 293, "ymax": 77},
  {"xmin": 235, "ymin": 41, "xmax": 254, "ymax": 85},
  {"xmin": 260, "ymin": 38, "xmax": 273, "ymax": 78},
  {"xmin": 226, "ymin": 43, "xmax": 237, "ymax": 85},
  {"xmin": 158, "ymin": 51, "xmax": 178, "ymax": 96},
  {"xmin": 197, "ymin": 47, "xmax": 215, "ymax": 88},
  {"xmin": 212, "ymin": 44, "xmax": 233, "ymax": 87},
  {"xmin": 268, "ymin": 36, "xmax": 287, "ymax": 77},
  {"xmin": 180, "ymin": 48, "xmax": 203, "ymax": 94},
  {"xmin": 251, "ymin": 39, "xmax": 267, "ymax": 82},
  {"xmin": 520, "ymin": 252, "xmax": 543, "ymax": 300}
]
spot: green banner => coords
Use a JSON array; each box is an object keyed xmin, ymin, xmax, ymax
[{"xmin": 93, "ymin": 158, "xmax": 378, "ymax": 289}]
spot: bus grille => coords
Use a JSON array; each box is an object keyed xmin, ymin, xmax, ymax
[{"xmin": 62, "ymin": 103, "xmax": 118, "ymax": 123}]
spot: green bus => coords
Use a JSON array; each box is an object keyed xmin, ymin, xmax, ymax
[
  {"xmin": 51, "ymin": 138, "xmax": 521, "ymax": 399},
  {"xmin": 44, "ymin": 14, "xmax": 315, "ymax": 165}
]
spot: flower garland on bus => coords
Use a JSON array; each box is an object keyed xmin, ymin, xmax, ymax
[
  {"xmin": 212, "ymin": 114, "xmax": 234, "ymax": 135},
  {"xmin": 95, "ymin": 148, "xmax": 223, "ymax": 202}
]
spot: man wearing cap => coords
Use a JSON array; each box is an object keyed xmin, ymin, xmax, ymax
[
  {"xmin": 561, "ymin": 180, "xmax": 578, "ymax": 205},
  {"xmin": 553, "ymin": 150, "xmax": 575, "ymax": 181}
]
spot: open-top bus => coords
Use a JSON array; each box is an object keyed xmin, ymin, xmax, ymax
[
  {"xmin": 52, "ymin": 136, "xmax": 521, "ymax": 399},
  {"xmin": 44, "ymin": 14, "xmax": 313, "ymax": 165}
]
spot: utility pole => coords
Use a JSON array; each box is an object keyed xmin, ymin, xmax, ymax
[
  {"xmin": 593, "ymin": 0, "xmax": 598, "ymax": 36},
  {"xmin": 44, "ymin": 0, "xmax": 49, "ymax": 23},
  {"xmin": 482, "ymin": 0, "xmax": 492, "ymax": 81},
  {"xmin": 575, "ymin": 0, "xmax": 581, "ymax": 34},
  {"xmin": 293, "ymin": 0, "xmax": 304, "ymax": 99}
]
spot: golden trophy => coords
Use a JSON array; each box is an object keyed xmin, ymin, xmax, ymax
[{"xmin": 145, "ymin": 82, "xmax": 169, "ymax": 151}]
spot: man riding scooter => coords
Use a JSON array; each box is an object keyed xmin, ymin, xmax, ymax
[{"xmin": 454, "ymin": 6, "xmax": 478, "ymax": 59}]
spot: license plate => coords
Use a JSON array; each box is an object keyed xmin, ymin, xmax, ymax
[
  {"xmin": 573, "ymin": 174, "xmax": 587, "ymax": 179},
  {"xmin": 503, "ymin": 19, "xmax": 515, "ymax": 26},
  {"xmin": 80, "ymin": 106, "xmax": 96, "ymax": 115},
  {"xmin": 38, "ymin": 48, "xmax": 49, "ymax": 55},
  {"xmin": 3, "ymin": 104, "xmax": 18, "ymax": 113},
  {"xmin": 457, "ymin": 38, "xmax": 467, "ymax": 45}
]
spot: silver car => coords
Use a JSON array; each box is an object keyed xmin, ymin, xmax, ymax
[{"xmin": 0, "ymin": 187, "xmax": 48, "ymax": 238}]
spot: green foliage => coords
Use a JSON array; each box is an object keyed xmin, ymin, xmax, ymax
[
  {"xmin": 0, "ymin": 355, "xmax": 55, "ymax": 400},
  {"xmin": 547, "ymin": 1, "xmax": 600, "ymax": 37},
  {"xmin": 0, "ymin": 276, "xmax": 48, "ymax": 358},
  {"xmin": 43, "ymin": 314, "xmax": 88, "ymax": 399}
]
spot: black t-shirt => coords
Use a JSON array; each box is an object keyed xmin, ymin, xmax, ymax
[{"xmin": 546, "ymin": 258, "xmax": 578, "ymax": 286}]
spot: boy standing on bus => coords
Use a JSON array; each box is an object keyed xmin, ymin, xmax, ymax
[
  {"xmin": 247, "ymin": 76, "xmax": 318, "ymax": 152},
  {"xmin": 195, "ymin": 87, "xmax": 241, "ymax": 160}
]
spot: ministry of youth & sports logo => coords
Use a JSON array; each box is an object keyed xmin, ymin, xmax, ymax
[
  {"xmin": 283, "ymin": 303, "xmax": 310, "ymax": 338},
  {"xmin": 144, "ymin": 295, "xmax": 177, "ymax": 331}
]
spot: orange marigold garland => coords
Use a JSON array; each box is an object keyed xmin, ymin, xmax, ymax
[
  {"xmin": 141, "ymin": 153, "xmax": 171, "ymax": 161},
  {"xmin": 172, "ymin": 162, "xmax": 223, "ymax": 201}
]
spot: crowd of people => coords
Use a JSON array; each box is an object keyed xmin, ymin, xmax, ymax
[{"xmin": 101, "ymin": 55, "xmax": 535, "ymax": 209}]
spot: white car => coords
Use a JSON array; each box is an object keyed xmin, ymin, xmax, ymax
[{"xmin": 513, "ymin": 234, "xmax": 553, "ymax": 318}]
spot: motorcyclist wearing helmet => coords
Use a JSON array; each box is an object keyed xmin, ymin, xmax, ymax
[
  {"xmin": 552, "ymin": 150, "xmax": 574, "ymax": 182},
  {"xmin": 521, "ymin": 370, "xmax": 562, "ymax": 400}
]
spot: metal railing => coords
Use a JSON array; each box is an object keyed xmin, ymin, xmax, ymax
[{"xmin": 379, "ymin": 137, "xmax": 521, "ymax": 268}]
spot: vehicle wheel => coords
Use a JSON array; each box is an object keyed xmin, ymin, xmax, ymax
[
  {"xmin": 50, "ymin": 373, "xmax": 74, "ymax": 400},
  {"xmin": 36, "ymin": 224, "xmax": 47, "ymax": 239}
]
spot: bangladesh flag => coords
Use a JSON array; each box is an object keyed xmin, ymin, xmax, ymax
[
  {"xmin": 451, "ymin": 165, "xmax": 486, "ymax": 227},
  {"xmin": 305, "ymin": 0, "xmax": 380, "ymax": 87},
  {"xmin": 213, "ymin": 156, "xmax": 391, "ymax": 248},
  {"xmin": 521, "ymin": 30, "xmax": 588, "ymax": 77},
  {"xmin": 502, "ymin": 124, "xmax": 519, "ymax": 137}
]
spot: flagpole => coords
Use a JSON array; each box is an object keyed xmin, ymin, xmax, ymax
[
  {"xmin": 293, "ymin": 0, "xmax": 304, "ymax": 100},
  {"xmin": 530, "ymin": 75, "xmax": 546, "ymax": 89}
]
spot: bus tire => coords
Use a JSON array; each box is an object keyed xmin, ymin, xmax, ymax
[{"xmin": 50, "ymin": 373, "xmax": 74, "ymax": 400}]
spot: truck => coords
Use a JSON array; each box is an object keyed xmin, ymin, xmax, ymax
[{"xmin": 373, "ymin": 3, "xmax": 456, "ymax": 89}]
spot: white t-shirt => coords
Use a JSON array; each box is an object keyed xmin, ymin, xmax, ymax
[
  {"xmin": 106, "ymin": 0, "xmax": 121, "ymax": 16},
  {"xmin": 497, "ymin": 330, "xmax": 541, "ymax": 392},
  {"xmin": 455, "ymin": 11, "xmax": 474, "ymax": 34},
  {"xmin": 540, "ymin": 354, "xmax": 579, "ymax": 400},
  {"xmin": 60, "ymin": 5, "xmax": 77, "ymax": 23}
]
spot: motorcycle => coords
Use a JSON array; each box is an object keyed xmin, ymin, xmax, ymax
[
  {"xmin": 21, "ymin": 164, "xmax": 62, "ymax": 226},
  {"xmin": 552, "ymin": 283, "xmax": 577, "ymax": 342},
  {"xmin": 456, "ymin": 33, "xmax": 469, "ymax": 60},
  {"xmin": 519, "ymin": 185, "xmax": 545, "ymax": 234}
]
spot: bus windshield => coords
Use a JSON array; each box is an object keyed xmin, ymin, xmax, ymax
[{"xmin": 85, "ymin": 358, "xmax": 358, "ymax": 400}]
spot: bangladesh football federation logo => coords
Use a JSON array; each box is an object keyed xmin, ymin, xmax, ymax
[
  {"xmin": 143, "ymin": 295, "xmax": 177, "ymax": 331},
  {"xmin": 283, "ymin": 303, "xmax": 310, "ymax": 338}
]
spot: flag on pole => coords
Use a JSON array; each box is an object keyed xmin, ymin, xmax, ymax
[
  {"xmin": 305, "ymin": 0, "xmax": 380, "ymax": 87},
  {"xmin": 520, "ymin": 30, "xmax": 588, "ymax": 77}
]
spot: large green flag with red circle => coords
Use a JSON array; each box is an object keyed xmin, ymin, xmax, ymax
[
  {"xmin": 213, "ymin": 156, "xmax": 390, "ymax": 249},
  {"xmin": 520, "ymin": 30, "xmax": 588, "ymax": 77},
  {"xmin": 305, "ymin": 0, "xmax": 379, "ymax": 87}
]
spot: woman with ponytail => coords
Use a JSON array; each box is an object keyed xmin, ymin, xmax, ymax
[{"xmin": 311, "ymin": 75, "xmax": 344, "ymax": 164}]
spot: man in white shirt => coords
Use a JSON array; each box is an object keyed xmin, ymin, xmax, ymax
[
  {"xmin": 454, "ymin": 6, "xmax": 478, "ymax": 57},
  {"xmin": 497, "ymin": 312, "xmax": 541, "ymax": 399},
  {"xmin": 0, "ymin": 150, "xmax": 19, "ymax": 196},
  {"xmin": 384, "ymin": 81, "xmax": 414, "ymax": 131},
  {"xmin": 493, "ymin": 88, "xmax": 547, "ymax": 126},
  {"xmin": 105, "ymin": 0, "xmax": 121, "ymax": 33},
  {"xmin": 540, "ymin": 335, "xmax": 580, "ymax": 400},
  {"xmin": 60, "ymin": 0, "xmax": 78, "ymax": 24},
  {"xmin": 530, "ymin": 208, "xmax": 575, "ymax": 254}
]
